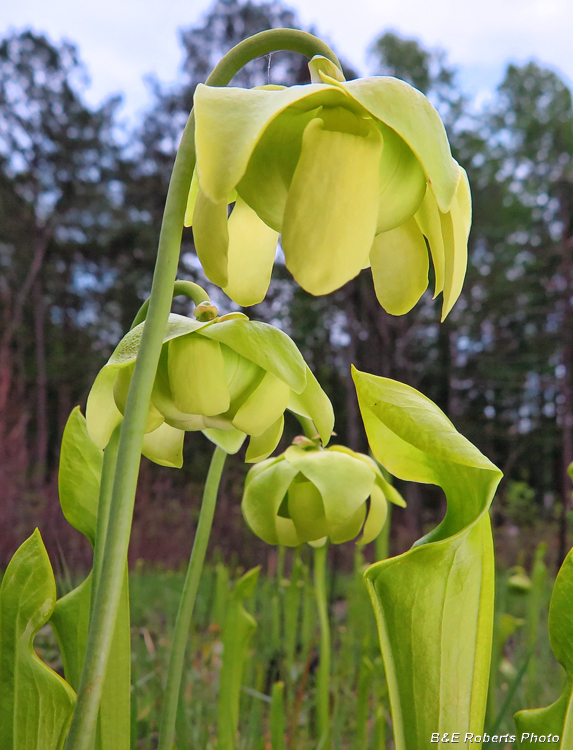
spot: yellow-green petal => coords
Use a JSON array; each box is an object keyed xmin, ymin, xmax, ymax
[
  {"xmin": 241, "ymin": 458, "xmax": 299, "ymax": 545},
  {"xmin": 284, "ymin": 445, "xmax": 374, "ymax": 527},
  {"xmin": 342, "ymin": 76, "xmax": 460, "ymax": 212},
  {"xmin": 415, "ymin": 185, "xmax": 446, "ymax": 297},
  {"xmin": 237, "ymin": 107, "xmax": 316, "ymax": 232},
  {"xmin": 441, "ymin": 168, "xmax": 471, "ymax": 320},
  {"xmin": 275, "ymin": 517, "xmax": 302, "ymax": 547},
  {"xmin": 185, "ymin": 169, "xmax": 237, "ymax": 228},
  {"xmin": 223, "ymin": 197, "xmax": 279, "ymax": 307},
  {"xmin": 329, "ymin": 503, "xmax": 367, "ymax": 544},
  {"xmin": 168, "ymin": 334, "xmax": 230, "ymax": 416},
  {"xmin": 142, "ymin": 423, "xmax": 184, "ymax": 468},
  {"xmin": 232, "ymin": 371, "xmax": 291, "ymax": 436},
  {"xmin": 287, "ymin": 365, "xmax": 334, "ymax": 446},
  {"xmin": 112, "ymin": 361, "xmax": 165, "ymax": 434},
  {"xmin": 86, "ymin": 365, "xmax": 123, "ymax": 449},
  {"xmin": 288, "ymin": 477, "xmax": 329, "ymax": 543},
  {"xmin": 282, "ymin": 111, "xmax": 382, "ymax": 295},
  {"xmin": 308, "ymin": 55, "xmax": 345, "ymax": 84},
  {"xmin": 357, "ymin": 483, "xmax": 388, "ymax": 545},
  {"xmin": 376, "ymin": 123, "xmax": 426, "ymax": 234},
  {"xmin": 194, "ymin": 82, "xmax": 350, "ymax": 203},
  {"xmin": 192, "ymin": 188, "xmax": 229, "ymax": 287},
  {"xmin": 202, "ymin": 426, "xmax": 247, "ymax": 455},
  {"xmin": 245, "ymin": 415, "xmax": 284, "ymax": 463},
  {"xmin": 370, "ymin": 217, "xmax": 429, "ymax": 316}
]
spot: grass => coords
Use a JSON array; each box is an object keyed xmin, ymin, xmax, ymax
[{"xmin": 33, "ymin": 546, "xmax": 564, "ymax": 749}]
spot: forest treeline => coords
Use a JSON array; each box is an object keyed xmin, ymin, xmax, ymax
[{"xmin": 1, "ymin": 0, "xmax": 573, "ymax": 569}]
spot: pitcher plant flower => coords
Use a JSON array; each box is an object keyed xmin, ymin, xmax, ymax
[
  {"xmin": 241, "ymin": 438, "xmax": 405, "ymax": 547},
  {"xmin": 86, "ymin": 310, "xmax": 334, "ymax": 467},
  {"xmin": 189, "ymin": 55, "xmax": 471, "ymax": 319}
]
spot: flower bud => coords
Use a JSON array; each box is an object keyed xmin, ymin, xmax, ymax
[
  {"xmin": 86, "ymin": 313, "xmax": 334, "ymax": 467},
  {"xmin": 242, "ymin": 442, "xmax": 405, "ymax": 547}
]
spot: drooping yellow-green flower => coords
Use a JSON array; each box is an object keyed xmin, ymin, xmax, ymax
[
  {"xmin": 189, "ymin": 56, "xmax": 471, "ymax": 319},
  {"xmin": 241, "ymin": 439, "xmax": 405, "ymax": 547},
  {"xmin": 86, "ymin": 312, "xmax": 333, "ymax": 467}
]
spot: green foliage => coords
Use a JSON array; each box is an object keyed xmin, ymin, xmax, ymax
[
  {"xmin": 515, "ymin": 548, "xmax": 573, "ymax": 746},
  {"xmin": 504, "ymin": 480, "xmax": 538, "ymax": 528},
  {"xmin": 0, "ymin": 529, "xmax": 76, "ymax": 750},
  {"xmin": 353, "ymin": 368, "xmax": 502, "ymax": 748}
]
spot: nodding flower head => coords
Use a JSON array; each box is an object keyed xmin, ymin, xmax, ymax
[
  {"xmin": 190, "ymin": 55, "xmax": 470, "ymax": 319},
  {"xmin": 86, "ymin": 312, "xmax": 333, "ymax": 468},
  {"xmin": 241, "ymin": 439, "xmax": 405, "ymax": 547}
]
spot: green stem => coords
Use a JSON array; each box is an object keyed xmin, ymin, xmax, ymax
[
  {"xmin": 314, "ymin": 543, "xmax": 331, "ymax": 747},
  {"xmin": 63, "ymin": 28, "xmax": 339, "ymax": 750},
  {"xmin": 89, "ymin": 425, "xmax": 120, "ymax": 615},
  {"xmin": 157, "ymin": 446, "xmax": 227, "ymax": 750},
  {"xmin": 130, "ymin": 280, "xmax": 211, "ymax": 329}
]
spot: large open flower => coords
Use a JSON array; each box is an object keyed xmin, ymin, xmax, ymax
[
  {"xmin": 241, "ymin": 440, "xmax": 405, "ymax": 547},
  {"xmin": 86, "ymin": 312, "xmax": 333, "ymax": 467},
  {"xmin": 189, "ymin": 56, "xmax": 470, "ymax": 319}
]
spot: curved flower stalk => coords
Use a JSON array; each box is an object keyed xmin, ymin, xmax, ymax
[
  {"xmin": 86, "ymin": 311, "xmax": 334, "ymax": 465},
  {"xmin": 352, "ymin": 367, "xmax": 502, "ymax": 750},
  {"xmin": 241, "ymin": 438, "xmax": 405, "ymax": 547},
  {"xmin": 190, "ymin": 55, "xmax": 470, "ymax": 318},
  {"xmin": 514, "ymin": 547, "xmax": 573, "ymax": 748}
]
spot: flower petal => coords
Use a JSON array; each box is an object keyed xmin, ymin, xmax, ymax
[
  {"xmin": 192, "ymin": 188, "xmax": 229, "ymax": 287},
  {"xmin": 245, "ymin": 415, "xmax": 284, "ymax": 463},
  {"xmin": 282, "ymin": 109, "xmax": 382, "ymax": 295},
  {"xmin": 287, "ymin": 365, "xmax": 334, "ymax": 446},
  {"xmin": 168, "ymin": 334, "xmax": 230, "ymax": 416},
  {"xmin": 223, "ymin": 197, "xmax": 279, "ymax": 306},
  {"xmin": 342, "ymin": 77, "xmax": 460, "ymax": 212},
  {"xmin": 441, "ymin": 168, "xmax": 471, "ymax": 320},
  {"xmin": 237, "ymin": 107, "xmax": 316, "ymax": 232},
  {"xmin": 112, "ymin": 361, "xmax": 164, "ymax": 433},
  {"xmin": 357, "ymin": 483, "xmax": 388, "ymax": 545},
  {"xmin": 370, "ymin": 217, "xmax": 429, "ymax": 316},
  {"xmin": 200, "ymin": 320, "xmax": 307, "ymax": 393},
  {"xmin": 376, "ymin": 123, "xmax": 426, "ymax": 234},
  {"xmin": 308, "ymin": 55, "xmax": 345, "ymax": 84},
  {"xmin": 284, "ymin": 445, "xmax": 374, "ymax": 527},
  {"xmin": 241, "ymin": 458, "xmax": 299, "ymax": 545},
  {"xmin": 415, "ymin": 185, "xmax": 445, "ymax": 297},
  {"xmin": 288, "ymin": 477, "xmax": 329, "ymax": 543},
  {"xmin": 86, "ymin": 365, "xmax": 123, "ymax": 449},
  {"xmin": 232, "ymin": 371, "xmax": 291, "ymax": 436},
  {"xmin": 193, "ymin": 82, "xmax": 349, "ymax": 203},
  {"xmin": 275, "ymin": 517, "xmax": 302, "ymax": 547},
  {"xmin": 329, "ymin": 504, "xmax": 367, "ymax": 544},
  {"xmin": 202, "ymin": 426, "xmax": 247, "ymax": 455},
  {"xmin": 142, "ymin": 423, "xmax": 184, "ymax": 468}
]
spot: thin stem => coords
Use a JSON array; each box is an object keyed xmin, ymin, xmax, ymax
[
  {"xmin": 89, "ymin": 425, "xmax": 120, "ymax": 616},
  {"xmin": 130, "ymin": 280, "xmax": 211, "ymax": 330},
  {"xmin": 314, "ymin": 543, "xmax": 331, "ymax": 747},
  {"xmin": 64, "ymin": 29, "xmax": 339, "ymax": 750},
  {"xmin": 157, "ymin": 446, "xmax": 227, "ymax": 750}
]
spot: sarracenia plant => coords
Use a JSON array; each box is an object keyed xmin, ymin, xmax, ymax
[{"xmin": 2, "ymin": 24, "xmax": 565, "ymax": 750}]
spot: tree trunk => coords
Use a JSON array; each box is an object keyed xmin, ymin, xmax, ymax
[{"xmin": 33, "ymin": 277, "xmax": 48, "ymax": 486}]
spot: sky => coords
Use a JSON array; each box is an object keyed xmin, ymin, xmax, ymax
[{"xmin": 1, "ymin": 0, "xmax": 572, "ymax": 123}]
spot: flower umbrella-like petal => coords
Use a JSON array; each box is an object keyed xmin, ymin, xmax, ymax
[
  {"xmin": 193, "ymin": 82, "xmax": 349, "ymax": 203},
  {"xmin": 281, "ymin": 109, "xmax": 382, "ymax": 295},
  {"xmin": 142, "ymin": 423, "xmax": 184, "ymax": 468},
  {"xmin": 339, "ymin": 75, "xmax": 461, "ymax": 212},
  {"xmin": 192, "ymin": 189, "xmax": 229, "ymax": 287},
  {"xmin": 245, "ymin": 415, "xmax": 284, "ymax": 463},
  {"xmin": 233, "ymin": 371, "xmax": 291, "ymax": 436},
  {"xmin": 223, "ymin": 197, "xmax": 279, "ymax": 306},
  {"xmin": 284, "ymin": 445, "xmax": 374, "ymax": 527},
  {"xmin": 287, "ymin": 365, "xmax": 334, "ymax": 446},
  {"xmin": 200, "ymin": 319, "xmax": 307, "ymax": 393},
  {"xmin": 376, "ymin": 122, "xmax": 426, "ymax": 234},
  {"xmin": 86, "ymin": 365, "xmax": 123, "ymax": 449},
  {"xmin": 237, "ymin": 107, "xmax": 316, "ymax": 232},
  {"xmin": 357, "ymin": 482, "xmax": 388, "ymax": 545},
  {"xmin": 241, "ymin": 458, "xmax": 299, "ymax": 545},
  {"xmin": 370, "ymin": 217, "xmax": 429, "ymax": 315},
  {"xmin": 415, "ymin": 185, "xmax": 446, "ymax": 297},
  {"xmin": 168, "ymin": 334, "xmax": 230, "ymax": 416},
  {"xmin": 202, "ymin": 426, "xmax": 247, "ymax": 455},
  {"xmin": 441, "ymin": 168, "xmax": 471, "ymax": 320}
]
